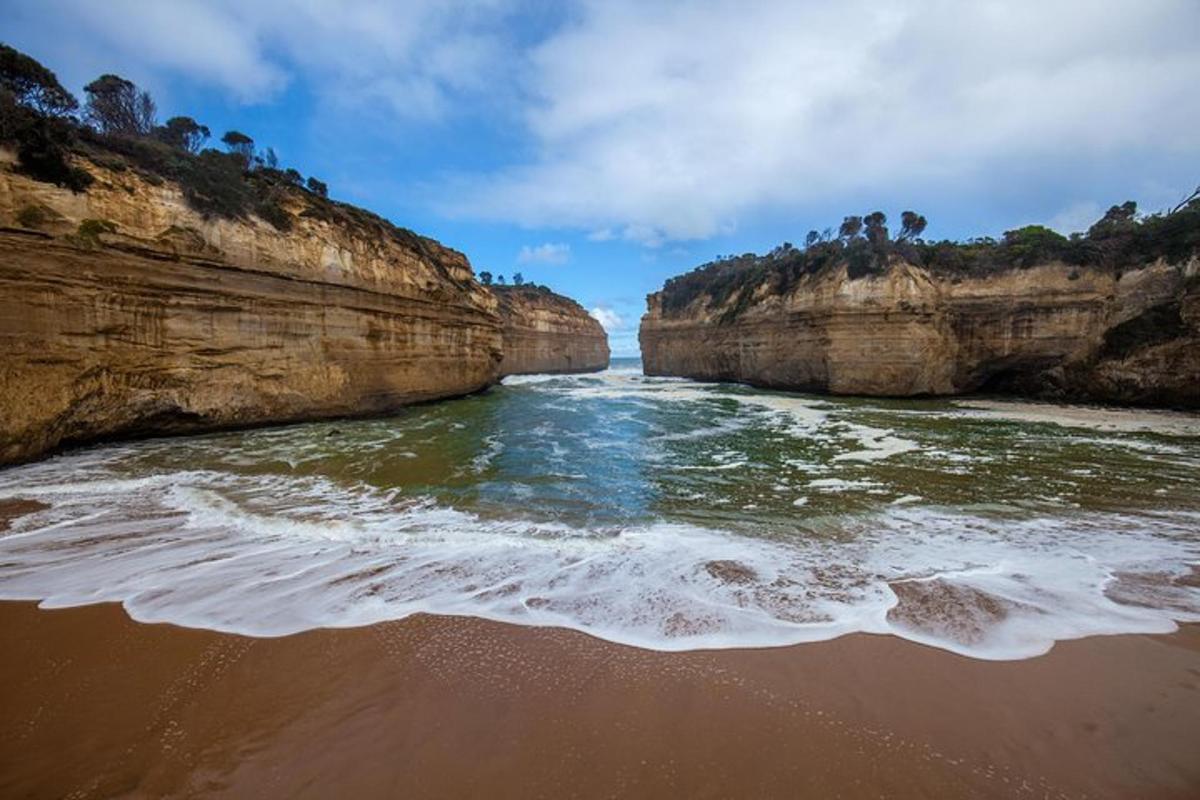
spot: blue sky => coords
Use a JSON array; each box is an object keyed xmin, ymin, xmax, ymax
[{"xmin": 6, "ymin": 0, "xmax": 1199, "ymax": 356}]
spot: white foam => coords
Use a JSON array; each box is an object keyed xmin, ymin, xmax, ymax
[
  {"xmin": 1, "ymin": 455, "xmax": 1196, "ymax": 660},
  {"xmin": 808, "ymin": 477, "xmax": 883, "ymax": 492},
  {"xmin": 952, "ymin": 399, "xmax": 1200, "ymax": 437},
  {"xmin": 832, "ymin": 422, "xmax": 921, "ymax": 462}
]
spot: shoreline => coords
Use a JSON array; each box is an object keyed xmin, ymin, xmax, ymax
[{"xmin": 2, "ymin": 601, "xmax": 1198, "ymax": 798}]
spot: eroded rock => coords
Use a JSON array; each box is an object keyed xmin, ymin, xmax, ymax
[{"xmin": 640, "ymin": 260, "xmax": 1200, "ymax": 407}]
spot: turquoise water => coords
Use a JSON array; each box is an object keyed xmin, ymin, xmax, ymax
[{"xmin": 1, "ymin": 358, "xmax": 1198, "ymax": 659}]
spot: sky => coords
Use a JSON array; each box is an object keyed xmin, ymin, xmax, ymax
[{"xmin": 5, "ymin": 0, "xmax": 1199, "ymax": 356}]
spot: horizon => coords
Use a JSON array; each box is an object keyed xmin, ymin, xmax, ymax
[{"xmin": 5, "ymin": 0, "xmax": 1199, "ymax": 356}]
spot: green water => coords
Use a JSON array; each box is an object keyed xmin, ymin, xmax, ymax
[{"xmin": 0, "ymin": 358, "xmax": 1197, "ymax": 659}]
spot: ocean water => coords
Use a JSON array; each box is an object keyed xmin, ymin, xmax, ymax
[{"xmin": 1, "ymin": 357, "xmax": 1197, "ymax": 660}]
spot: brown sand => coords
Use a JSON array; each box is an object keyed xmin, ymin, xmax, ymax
[{"xmin": 1, "ymin": 603, "xmax": 1198, "ymax": 798}]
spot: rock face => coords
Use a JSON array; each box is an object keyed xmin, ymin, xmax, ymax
[
  {"xmin": 640, "ymin": 259, "xmax": 1200, "ymax": 408},
  {"xmin": 493, "ymin": 285, "xmax": 609, "ymax": 376},
  {"xmin": 0, "ymin": 150, "xmax": 503, "ymax": 465}
]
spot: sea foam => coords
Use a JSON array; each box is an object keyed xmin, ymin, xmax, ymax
[{"xmin": 0, "ymin": 454, "xmax": 1196, "ymax": 659}]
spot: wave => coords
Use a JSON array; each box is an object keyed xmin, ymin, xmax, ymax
[{"xmin": 1, "ymin": 462, "xmax": 1196, "ymax": 660}]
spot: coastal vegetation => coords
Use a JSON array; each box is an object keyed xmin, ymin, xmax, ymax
[
  {"xmin": 479, "ymin": 272, "xmax": 528, "ymax": 287},
  {"xmin": 0, "ymin": 43, "xmax": 427, "ymax": 255},
  {"xmin": 659, "ymin": 194, "xmax": 1200, "ymax": 319}
]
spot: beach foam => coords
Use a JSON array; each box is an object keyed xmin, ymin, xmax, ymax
[{"xmin": 0, "ymin": 454, "xmax": 1197, "ymax": 659}]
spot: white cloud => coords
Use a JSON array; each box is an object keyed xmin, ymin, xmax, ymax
[
  {"xmin": 589, "ymin": 306, "xmax": 623, "ymax": 331},
  {"xmin": 13, "ymin": 0, "xmax": 1199, "ymax": 244},
  {"xmin": 446, "ymin": 0, "xmax": 1200, "ymax": 242},
  {"xmin": 11, "ymin": 0, "xmax": 518, "ymax": 116},
  {"xmin": 517, "ymin": 242, "xmax": 571, "ymax": 265}
]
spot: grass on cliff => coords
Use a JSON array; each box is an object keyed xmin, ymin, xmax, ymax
[{"xmin": 659, "ymin": 196, "xmax": 1200, "ymax": 320}]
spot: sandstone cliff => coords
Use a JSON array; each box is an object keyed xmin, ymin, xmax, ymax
[
  {"xmin": 640, "ymin": 259, "xmax": 1199, "ymax": 408},
  {"xmin": 0, "ymin": 149, "xmax": 504, "ymax": 464},
  {"xmin": 493, "ymin": 284, "xmax": 609, "ymax": 376}
]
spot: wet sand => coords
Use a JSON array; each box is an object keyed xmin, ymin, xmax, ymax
[{"xmin": 1, "ymin": 602, "xmax": 1198, "ymax": 798}]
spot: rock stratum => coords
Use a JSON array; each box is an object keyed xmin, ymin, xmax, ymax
[
  {"xmin": 640, "ymin": 259, "xmax": 1199, "ymax": 408},
  {"xmin": 493, "ymin": 284, "xmax": 609, "ymax": 376},
  {"xmin": 0, "ymin": 150, "xmax": 605, "ymax": 465}
]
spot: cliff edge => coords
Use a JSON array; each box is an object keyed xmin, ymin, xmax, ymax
[
  {"xmin": 493, "ymin": 284, "xmax": 610, "ymax": 376},
  {"xmin": 640, "ymin": 211, "xmax": 1200, "ymax": 407},
  {"xmin": 0, "ymin": 148, "xmax": 504, "ymax": 464}
]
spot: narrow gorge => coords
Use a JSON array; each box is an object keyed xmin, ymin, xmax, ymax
[{"xmin": 0, "ymin": 149, "xmax": 607, "ymax": 465}]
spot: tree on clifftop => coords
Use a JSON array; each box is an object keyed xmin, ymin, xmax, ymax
[
  {"xmin": 0, "ymin": 43, "xmax": 77, "ymax": 117},
  {"xmin": 156, "ymin": 116, "xmax": 210, "ymax": 153},
  {"xmin": 512, "ymin": 272, "xmax": 524, "ymax": 285},
  {"xmin": 898, "ymin": 210, "xmax": 928, "ymax": 241},
  {"xmin": 1087, "ymin": 201, "xmax": 1138, "ymax": 238},
  {"xmin": 306, "ymin": 177, "xmax": 328, "ymax": 197},
  {"xmin": 84, "ymin": 74, "xmax": 156, "ymax": 136},
  {"xmin": 478, "ymin": 271, "xmax": 493, "ymax": 285},
  {"xmin": 864, "ymin": 211, "xmax": 889, "ymax": 246},
  {"xmin": 221, "ymin": 130, "xmax": 254, "ymax": 166},
  {"xmin": 838, "ymin": 216, "xmax": 863, "ymax": 241},
  {"xmin": 0, "ymin": 44, "xmax": 90, "ymax": 191}
]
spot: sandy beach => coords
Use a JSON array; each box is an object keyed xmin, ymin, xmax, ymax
[{"xmin": 1, "ymin": 601, "xmax": 1197, "ymax": 799}]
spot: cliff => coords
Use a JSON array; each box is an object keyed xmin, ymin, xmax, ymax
[
  {"xmin": 640, "ymin": 259, "xmax": 1200, "ymax": 407},
  {"xmin": 492, "ymin": 284, "xmax": 610, "ymax": 376},
  {"xmin": 0, "ymin": 148, "xmax": 504, "ymax": 464}
]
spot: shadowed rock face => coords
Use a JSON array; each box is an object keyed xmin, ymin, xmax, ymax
[
  {"xmin": 493, "ymin": 285, "xmax": 609, "ymax": 376},
  {"xmin": 0, "ymin": 150, "xmax": 504, "ymax": 465},
  {"xmin": 640, "ymin": 259, "xmax": 1200, "ymax": 408}
]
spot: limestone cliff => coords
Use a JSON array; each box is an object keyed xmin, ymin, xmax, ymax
[
  {"xmin": 640, "ymin": 259, "xmax": 1199, "ymax": 408},
  {"xmin": 0, "ymin": 149, "xmax": 503, "ymax": 464},
  {"xmin": 492, "ymin": 284, "xmax": 609, "ymax": 376}
]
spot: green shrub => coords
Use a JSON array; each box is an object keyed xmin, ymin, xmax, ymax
[
  {"xmin": 2, "ymin": 96, "xmax": 92, "ymax": 191},
  {"xmin": 178, "ymin": 149, "xmax": 252, "ymax": 219},
  {"xmin": 306, "ymin": 177, "xmax": 328, "ymax": 197},
  {"xmin": 90, "ymin": 152, "xmax": 127, "ymax": 172},
  {"xmin": 16, "ymin": 204, "xmax": 48, "ymax": 228},
  {"xmin": 254, "ymin": 198, "xmax": 292, "ymax": 231},
  {"xmin": 658, "ymin": 197, "xmax": 1200, "ymax": 324},
  {"xmin": 999, "ymin": 225, "xmax": 1068, "ymax": 268},
  {"xmin": 75, "ymin": 218, "xmax": 117, "ymax": 246}
]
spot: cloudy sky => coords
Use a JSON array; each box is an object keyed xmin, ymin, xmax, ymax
[{"xmin": 6, "ymin": 0, "xmax": 1199, "ymax": 355}]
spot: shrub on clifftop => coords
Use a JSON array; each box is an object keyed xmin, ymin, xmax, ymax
[
  {"xmin": 0, "ymin": 44, "xmax": 370, "ymax": 236},
  {"xmin": 0, "ymin": 44, "xmax": 90, "ymax": 191},
  {"xmin": 659, "ymin": 195, "xmax": 1200, "ymax": 320}
]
